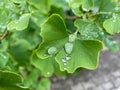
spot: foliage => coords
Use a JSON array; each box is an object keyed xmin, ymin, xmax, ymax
[{"xmin": 0, "ymin": 0, "xmax": 120, "ymax": 90}]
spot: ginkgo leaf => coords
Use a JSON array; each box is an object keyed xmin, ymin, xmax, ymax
[
  {"xmin": 36, "ymin": 14, "xmax": 68, "ymax": 59},
  {"xmin": 103, "ymin": 14, "xmax": 120, "ymax": 35},
  {"xmin": 55, "ymin": 39, "xmax": 103, "ymax": 73}
]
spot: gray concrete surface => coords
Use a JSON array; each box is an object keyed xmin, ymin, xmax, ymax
[{"xmin": 51, "ymin": 34, "xmax": 120, "ymax": 90}]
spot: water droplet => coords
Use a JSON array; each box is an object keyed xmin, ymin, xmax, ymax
[
  {"xmin": 69, "ymin": 34, "xmax": 76, "ymax": 42},
  {"xmin": 82, "ymin": 8, "xmax": 88, "ymax": 11},
  {"xmin": 113, "ymin": 19, "xmax": 116, "ymax": 22},
  {"xmin": 64, "ymin": 63, "xmax": 67, "ymax": 65},
  {"xmin": 66, "ymin": 56, "xmax": 70, "ymax": 60},
  {"xmin": 65, "ymin": 42, "xmax": 73, "ymax": 54},
  {"xmin": 115, "ymin": 7, "xmax": 119, "ymax": 11},
  {"xmin": 113, "ymin": 14, "xmax": 117, "ymax": 19},
  {"xmin": 47, "ymin": 72, "xmax": 50, "ymax": 75},
  {"xmin": 62, "ymin": 59, "xmax": 66, "ymax": 63},
  {"xmin": 0, "ymin": 54, "xmax": 7, "ymax": 59},
  {"xmin": 64, "ymin": 68, "xmax": 67, "ymax": 70},
  {"xmin": 48, "ymin": 46, "xmax": 57, "ymax": 55}
]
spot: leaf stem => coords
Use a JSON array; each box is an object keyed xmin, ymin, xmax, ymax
[
  {"xmin": 0, "ymin": 31, "xmax": 9, "ymax": 42},
  {"xmin": 65, "ymin": 16, "xmax": 81, "ymax": 20}
]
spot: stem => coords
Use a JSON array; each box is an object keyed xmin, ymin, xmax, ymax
[
  {"xmin": 65, "ymin": 16, "xmax": 81, "ymax": 20},
  {"xmin": 0, "ymin": 31, "xmax": 9, "ymax": 42}
]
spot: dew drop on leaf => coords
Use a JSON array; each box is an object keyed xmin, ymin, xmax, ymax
[
  {"xmin": 47, "ymin": 72, "xmax": 50, "ymax": 75},
  {"xmin": 69, "ymin": 34, "xmax": 76, "ymax": 42},
  {"xmin": 65, "ymin": 42, "xmax": 73, "ymax": 54},
  {"xmin": 62, "ymin": 59, "xmax": 66, "ymax": 63},
  {"xmin": 65, "ymin": 56, "xmax": 70, "ymax": 60},
  {"xmin": 64, "ymin": 63, "xmax": 67, "ymax": 65},
  {"xmin": 48, "ymin": 46, "xmax": 57, "ymax": 55},
  {"xmin": 64, "ymin": 68, "xmax": 67, "ymax": 70}
]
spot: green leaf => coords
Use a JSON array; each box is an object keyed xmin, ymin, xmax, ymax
[
  {"xmin": 68, "ymin": 0, "xmax": 83, "ymax": 16},
  {"xmin": 55, "ymin": 39, "xmax": 103, "ymax": 73},
  {"xmin": 0, "ymin": 70, "xmax": 30, "ymax": 90},
  {"xmin": 48, "ymin": 5, "xmax": 65, "ymax": 18},
  {"xmin": 23, "ymin": 69, "xmax": 40, "ymax": 88},
  {"xmin": 31, "ymin": 51, "xmax": 68, "ymax": 77},
  {"xmin": 103, "ymin": 37, "xmax": 119, "ymax": 53},
  {"xmin": 74, "ymin": 19, "xmax": 100, "ymax": 40},
  {"xmin": 15, "ymin": 13, "xmax": 30, "ymax": 31},
  {"xmin": 31, "ymin": 52, "xmax": 54, "ymax": 77},
  {"xmin": 69, "ymin": 0, "xmax": 83, "ymax": 9},
  {"xmin": 0, "ymin": 71, "xmax": 26, "ymax": 89},
  {"xmin": 103, "ymin": 14, "xmax": 120, "ymax": 35},
  {"xmin": 28, "ymin": 0, "xmax": 49, "ymax": 14},
  {"xmin": 31, "ymin": 12, "xmax": 46, "ymax": 27},
  {"xmin": 7, "ymin": 20, "xmax": 16, "ymax": 30},
  {"xmin": 9, "ymin": 39, "xmax": 31, "ymax": 65},
  {"xmin": 82, "ymin": 0, "xmax": 94, "ymax": 11},
  {"xmin": 36, "ymin": 14, "xmax": 68, "ymax": 59},
  {"xmin": 98, "ymin": 0, "xmax": 116, "ymax": 12},
  {"xmin": 0, "ymin": 11, "xmax": 8, "ymax": 24},
  {"xmin": 0, "ymin": 70, "xmax": 22, "ymax": 85},
  {"xmin": 0, "ymin": 52, "xmax": 9, "ymax": 68},
  {"xmin": 36, "ymin": 78, "xmax": 51, "ymax": 90}
]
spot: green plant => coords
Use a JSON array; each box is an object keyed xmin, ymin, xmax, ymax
[{"xmin": 0, "ymin": 0, "xmax": 120, "ymax": 90}]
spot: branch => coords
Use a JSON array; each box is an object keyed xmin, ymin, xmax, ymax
[{"xmin": 0, "ymin": 31, "xmax": 9, "ymax": 42}]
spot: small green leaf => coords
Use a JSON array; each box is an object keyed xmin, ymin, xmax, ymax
[
  {"xmin": 31, "ymin": 51, "xmax": 68, "ymax": 77},
  {"xmin": 75, "ymin": 19, "xmax": 100, "ymax": 39},
  {"xmin": 15, "ymin": 13, "xmax": 31, "ymax": 31},
  {"xmin": 7, "ymin": 20, "xmax": 16, "ymax": 30},
  {"xmin": 0, "ymin": 70, "xmax": 22, "ymax": 85},
  {"xmin": 36, "ymin": 78, "xmax": 51, "ymax": 90},
  {"xmin": 31, "ymin": 52, "xmax": 54, "ymax": 77},
  {"xmin": 36, "ymin": 14, "xmax": 68, "ymax": 59},
  {"xmin": 55, "ymin": 39, "xmax": 103, "ymax": 73},
  {"xmin": 0, "ymin": 71, "xmax": 30, "ymax": 90},
  {"xmin": 103, "ymin": 14, "xmax": 120, "ymax": 35},
  {"xmin": 69, "ymin": 0, "xmax": 83, "ymax": 9}
]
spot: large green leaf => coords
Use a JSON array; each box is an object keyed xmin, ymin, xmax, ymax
[
  {"xmin": 36, "ymin": 14, "xmax": 68, "ymax": 59},
  {"xmin": 55, "ymin": 39, "xmax": 103, "ymax": 73},
  {"xmin": 103, "ymin": 14, "xmax": 120, "ymax": 35},
  {"xmin": 0, "ymin": 70, "xmax": 30, "ymax": 90}
]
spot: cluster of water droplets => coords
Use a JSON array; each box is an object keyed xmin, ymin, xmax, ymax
[
  {"xmin": 62, "ymin": 34, "xmax": 76, "ymax": 70},
  {"xmin": 62, "ymin": 55, "xmax": 71, "ymax": 70}
]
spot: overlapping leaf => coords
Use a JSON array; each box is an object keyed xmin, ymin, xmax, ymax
[
  {"xmin": 36, "ymin": 14, "xmax": 68, "ymax": 59},
  {"xmin": 0, "ymin": 70, "xmax": 30, "ymax": 90},
  {"xmin": 103, "ymin": 14, "xmax": 120, "ymax": 35},
  {"xmin": 32, "ymin": 51, "xmax": 68, "ymax": 77}
]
